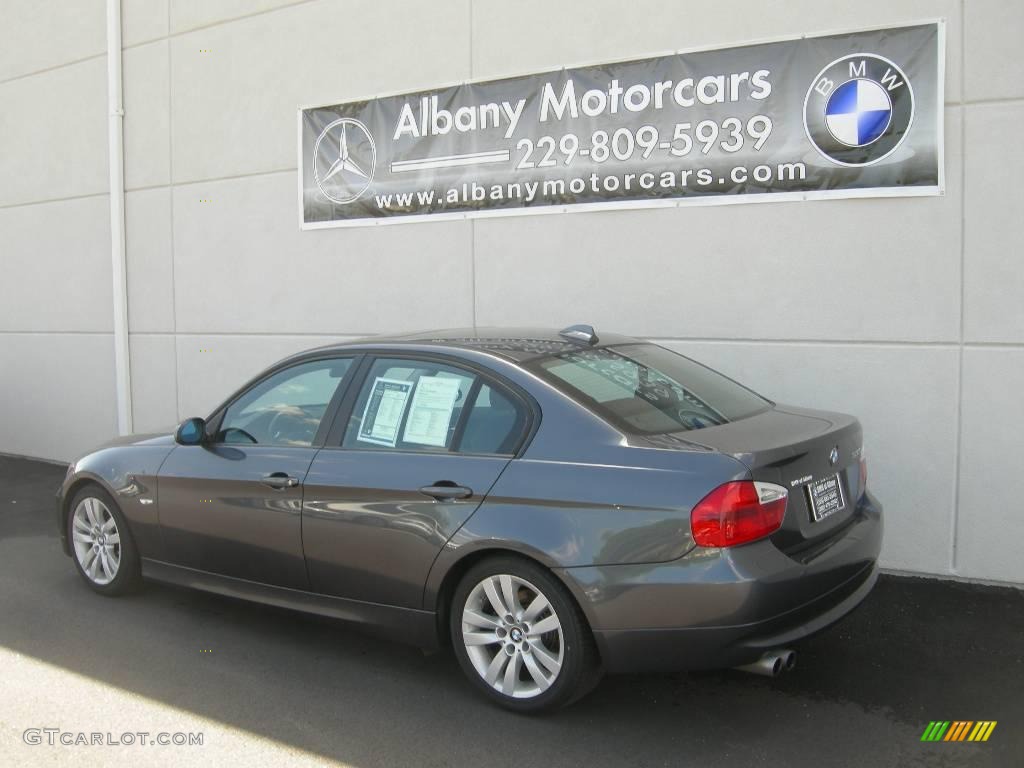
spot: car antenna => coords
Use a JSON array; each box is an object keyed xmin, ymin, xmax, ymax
[{"xmin": 559, "ymin": 324, "xmax": 599, "ymax": 345}]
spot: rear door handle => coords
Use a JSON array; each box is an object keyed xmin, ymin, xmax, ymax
[
  {"xmin": 262, "ymin": 472, "xmax": 300, "ymax": 490},
  {"xmin": 419, "ymin": 483, "xmax": 473, "ymax": 501}
]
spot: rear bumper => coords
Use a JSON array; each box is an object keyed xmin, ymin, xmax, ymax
[{"xmin": 559, "ymin": 491, "xmax": 883, "ymax": 673}]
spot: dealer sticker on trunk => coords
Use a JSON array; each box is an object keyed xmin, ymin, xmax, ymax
[{"xmin": 807, "ymin": 474, "xmax": 846, "ymax": 522}]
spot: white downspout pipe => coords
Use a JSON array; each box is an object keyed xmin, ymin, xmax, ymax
[{"xmin": 107, "ymin": 0, "xmax": 132, "ymax": 434}]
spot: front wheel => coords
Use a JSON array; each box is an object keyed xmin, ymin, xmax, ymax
[
  {"xmin": 68, "ymin": 484, "xmax": 142, "ymax": 595},
  {"xmin": 450, "ymin": 556, "xmax": 602, "ymax": 713}
]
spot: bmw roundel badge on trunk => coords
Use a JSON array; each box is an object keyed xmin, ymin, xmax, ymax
[{"xmin": 803, "ymin": 54, "xmax": 915, "ymax": 167}]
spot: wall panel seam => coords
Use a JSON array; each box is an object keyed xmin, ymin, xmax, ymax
[
  {"xmin": 0, "ymin": 192, "xmax": 108, "ymax": 211},
  {"xmin": 0, "ymin": 53, "xmax": 105, "ymax": 87},
  {"xmin": 168, "ymin": 0, "xmax": 182, "ymax": 423},
  {"xmin": 169, "ymin": 168, "xmax": 298, "ymax": 188},
  {"xmin": 963, "ymin": 96, "xmax": 1024, "ymax": 107},
  {"xmin": 951, "ymin": 4, "xmax": 967, "ymax": 573},
  {"xmin": 166, "ymin": 0, "xmax": 321, "ymax": 39},
  {"xmin": 0, "ymin": 331, "xmax": 115, "ymax": 336},
  {"xmin": 123, "ymin": 36, "xmax": 168, "ymax": 52}
]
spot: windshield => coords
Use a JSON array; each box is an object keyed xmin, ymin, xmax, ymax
[{"xmin": 530, "ymin": 343, "xmax": 772, "ymax": 434}]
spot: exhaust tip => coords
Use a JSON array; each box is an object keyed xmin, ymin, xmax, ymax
[{"xmin": 733, "ymin": 649, "xmax": 797, "ymax": 678}]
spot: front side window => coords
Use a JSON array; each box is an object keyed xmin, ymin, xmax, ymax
[
  {"xmin": 217, "ymin": 358, "xmax": 353, "ymax": 446},
  {"xmin": 529, "ymin": 343, "xmax": 770, "ymax": 435}
]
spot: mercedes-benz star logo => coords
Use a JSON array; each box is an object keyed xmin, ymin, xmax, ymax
[
  {"xmin": 313, "ymin": 118, "xmax": 376, "ymax": 204},
  {"xmin": 829, "ymin": 446, "xmax": 840, "ymax": 466}
]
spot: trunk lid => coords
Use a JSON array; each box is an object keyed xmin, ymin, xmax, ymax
[{"xmin": 681, "ymin": 404, "xmax": 865, "ymax": 553}]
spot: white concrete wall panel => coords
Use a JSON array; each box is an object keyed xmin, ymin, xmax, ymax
[
  {"xmin": 170, "ymin": 172, "xmax": 475, "ymax": 334},
  {"xmin": 123, "ymin": 40, "xmax": 171, "ymax": 190},
  {"xmin": 126, "ymin": 188, "xmax": 176, "ymax": 333},
  {"xmin": 963, "ymin": 103, "xmax": 1024, "ymax": 344},
  {"xmin": 0, "ymin": 334, "xmax": 117, "ymax": 462},
  {"xmin": 0, "ymin": 57, "xmax": 108, "ymax": 207},
  {"xmin": 473, "ymin": 192, "xmax": 961, "ymax": 343},
  {"xmin": 169, "ymin": 0, "xmax": 472, "ymax": 183},
  {"xmin": 0, "ymin": 196, "xmax": 113, "ymax": 333},
  {"xmin": 964, "ymin": 0, "xmax": 1024, "ymax": 102},
  {"xmin": 0, "ymin": 0, "xmax": 106, "ymax": 82},
  {"xmin": 123, "ymin": 0, "xmax": 170, "ymax": 47},
  {"xmin": 957, "ymin": 348, "xmax": 1024, "ymax": 584},
  {"xmin": 128, "ymin": 333, "xmax": 179, "ymax": 431}
]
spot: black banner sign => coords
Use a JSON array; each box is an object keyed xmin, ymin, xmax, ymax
[{"xmin": 299, "ymin": 22, "xmax": 943, "ymax": 228}]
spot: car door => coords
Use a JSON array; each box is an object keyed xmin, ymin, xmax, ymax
[
  {"xmin": 302, "ymin": 354, "xmax": 532, "ymax": 608},
  {"xmin": 157, "ymin": 356, "xmax": 357, "ymax": 590}
]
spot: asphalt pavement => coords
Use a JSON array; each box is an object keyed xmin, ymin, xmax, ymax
[{"xmin": 1, "ymin": 453, "xmax": 1021, "ymax": 767}]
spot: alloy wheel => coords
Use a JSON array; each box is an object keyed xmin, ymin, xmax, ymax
[
  {"xmin": 71, "ymin": 497, "xmax": 121, "ymax": 586},
  {"xmin": 461, "ymin": 574, "xmax": 564, "ymax": 699}
]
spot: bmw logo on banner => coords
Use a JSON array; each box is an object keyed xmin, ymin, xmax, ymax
[{"xmin": 804, "ymin": 54, "xmax": 914, "ymax": 167}]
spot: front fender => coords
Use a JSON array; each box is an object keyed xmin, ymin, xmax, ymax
[{"xmin": 58, "ymin": 441, "xmax": 176, "ymax": 559}]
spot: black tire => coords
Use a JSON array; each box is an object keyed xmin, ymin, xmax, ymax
[
  {"xmin": 67, "ymin": 484, "xmax": 142, "ymax": 596},
  {"xmin": 449, "ymin": 555, "xmax": 602, "ymax": 713}
]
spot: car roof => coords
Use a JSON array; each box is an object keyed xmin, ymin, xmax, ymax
[{"xmin": 299, "ymin": 327, "xmax": 641, "ymax": 363}]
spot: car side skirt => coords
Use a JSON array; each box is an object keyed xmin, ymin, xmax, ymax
[{"xmin": 141, "ymin": 559, "xmax": 440, "ymax": 650}]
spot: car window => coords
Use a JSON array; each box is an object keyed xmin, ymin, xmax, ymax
[
  {"xmin": 457, "ymin": 384, "xmax": 525, "ymax": 455},
  {"xmin": 341, "ymin": 358, "xmax": 478, "ymax": 452},
  {"xmin": 218, "ymin": 358, "xmax": 353, "ymax": 446},
  {"xmin": 529, "ymin": 343, "xmax": 771, "ymax": 434}
]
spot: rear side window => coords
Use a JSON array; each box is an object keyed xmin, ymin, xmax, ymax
[
  {"xmin": 340, "ymin": 358, "xmax": 527, "ymax": 454},
  {"xmin": 342, "ymin": 358, "xmax": 475, "ymax": 451},
  {"xmin": 531, "ymin": 343, "xmax": 770, "ymax": 434},
  {"xmin": 458, "ymin": 384, "xmax": 526, "ymax": 455}
]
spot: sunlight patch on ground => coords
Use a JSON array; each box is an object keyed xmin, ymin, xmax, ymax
[{"xmin": 0, "ymin": 647, "xmax": 347, "ymax": 767}]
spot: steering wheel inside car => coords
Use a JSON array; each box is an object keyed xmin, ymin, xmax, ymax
[{"xmin": 267, "ymin": 408, "xmax": 313, "ymax": 444}]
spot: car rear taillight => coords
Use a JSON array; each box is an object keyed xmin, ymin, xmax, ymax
[{"xmin": 690, "ymin": 481, "xmax": 788, "ymax": 548}]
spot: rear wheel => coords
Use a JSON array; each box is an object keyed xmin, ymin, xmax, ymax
[
  {"xmin": 450, "ymin": 556, "xmax": 601, "ymax": 712},
  {"xmin": 68, "ymin": 485, "xmax": 141, "ymax": 595}
]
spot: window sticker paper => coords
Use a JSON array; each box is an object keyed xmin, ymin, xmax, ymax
[
  {"xmin": 357, "ymin": 377, "xmax": 413, "ymax": 447},
  {"xmin": 402, "ymin": 376, "xmax": 462, "ymax": 447}
]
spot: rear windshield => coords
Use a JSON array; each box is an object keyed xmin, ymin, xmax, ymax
[{"xmin": 530, "ymin": 343, "xmax": 771, "ymax": 434}]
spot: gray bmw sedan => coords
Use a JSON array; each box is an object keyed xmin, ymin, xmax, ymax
[{"xmin": 57, "ymin": 325, "xmax": 881, "ymax": 712}]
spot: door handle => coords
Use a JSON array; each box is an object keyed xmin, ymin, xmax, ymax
[
  {"xmin": 419, "ymin": 483, "xmax": 473, "ymax": 501},
  {"xmin": 262, "ymin": 472, "xmax": 300, "ymax": 490}
]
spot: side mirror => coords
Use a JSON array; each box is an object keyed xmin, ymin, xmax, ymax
[{"xmin": 175, "ymin": 417, "xmax": 207, "ymax": 446}]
